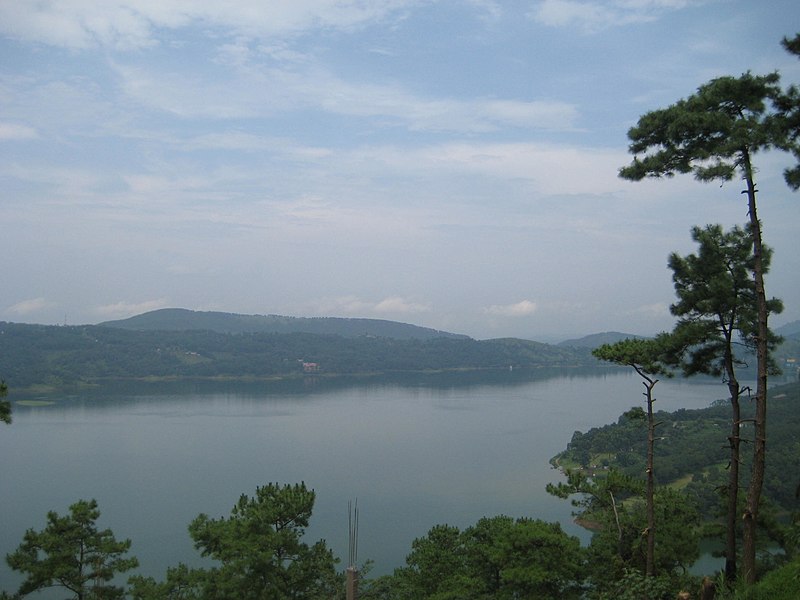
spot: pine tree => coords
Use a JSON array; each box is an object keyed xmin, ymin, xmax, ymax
[
  {"xmin": 6, "ymin": 499, "xmax": 138, "ymax": 599},
  {"xmin": 619, "ymin": 64, "xmax": 797, "ymax": 582},
  {"xmin": 666, "ymin": 224, "xmax": 782, "ymax": 581}
]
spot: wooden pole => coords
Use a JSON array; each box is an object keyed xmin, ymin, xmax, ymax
[{"xmin": 346, "ymin": 566, "xmax": 358, "ymax": 600}]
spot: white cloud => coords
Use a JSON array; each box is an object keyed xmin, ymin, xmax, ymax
[
  {"xmin": 465, "ymin": 0, "xmax": 504, "ymax": 21},
  {"xmin": 0, "ymin": 1, "xmax": 421, "ymax": 49},
  {"xmin": 3, "ymin": 0, "xmax": 796, "ymax": 339},
  {"xmin": 6, "ymin": 297, "xmax": 56, "ymax": 315},
  {"xmin": 480, "ymin": 99, "xmax": 579, "ymax": 129},
  {"xmin": 483, "ymin": 300, "xmax": 538, "ymax": 317},
  {"xmin": 182, "ymin": 131, "xmax": 277, "ymax": 152},
  {"xmin": 306, "ymin": 296, "xmax": 430, "ymax": 317},
  {"xmin": 309, "ymin": 296, "xmax": 370, "ymax": 315},
  {"xmin": 629, "ymin": 302, "xmax": 671, "ymax": 319},
  {"xmin": 1, "ymin": 163, "xmax": 110, "ymax": 199},
  {"xmin": 529, "ymin": 0, "xmax": 699, "ymax": 32},
  {"xmin": 354, "ymin": 141, "xmax": 626, "ymax": 196},
  {"xmin": 114, "ymin": 60, "xmax": 578, "ymax": 132},
  {"xmin": 313, "ymin": 74, "xmax": 579, "ymax": 131},
  {"xmin": 531, "ymin": 0, "xmax": 617, "ymax": 29},
  {"xmin": 94, "ymin": 299, "xmax": 169, "ymax": 320},
  {"xmin": 374, "ymin": 297, "xmax": 431, "ymax": 314},
  {"xmin": 0, "ymin": 2, "xmax": 159, "ymax": 50},
  {"xmin": 0, "ymin": 122, "xmax": 38, "ymax": 140}
]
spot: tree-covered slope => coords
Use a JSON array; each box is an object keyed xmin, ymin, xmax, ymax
[
  {"xmin": 553, "ymin": 380, "xmax": 800, "ymax": 516},
  {"xmin": 0, "ymin": 321, "xmax": 594, "ymax": 390},
  {"xmin": 776, "ymin": 320, "xmax": 800, "ymax": 337},
  {"xmin": 100, "ymin": 308, "xmax": 469, "ymax": 340}
]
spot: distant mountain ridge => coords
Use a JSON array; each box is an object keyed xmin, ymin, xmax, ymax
[
  {"xmin": 558, "ymin": 321, "xmax": 800, "ymax": 348},
  {"xmin": 3, "ymin": 310, "xmax": 793, "ymax": 392},
  {"xmin": 100, "ymin": 308, "xmax": 470, "ymax": 341},
  {"xmin": 0, "ymin": 320, "xmax": 595, "ymax": 390},
  {"xmin": 557, "ymin": 331, "xmax": 645, "ymax": 348},
  {"xmin": 776, "ymin": 320, "xmax": 800, "ymax": 338},
  {"xmin": 557, "ymin": 324, "xmax": 799, "ymax": 371}
]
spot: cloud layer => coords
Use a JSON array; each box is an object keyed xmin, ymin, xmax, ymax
[{"xmin": 1, "ymin": 0, "xmax": 798, "ymax": 339}]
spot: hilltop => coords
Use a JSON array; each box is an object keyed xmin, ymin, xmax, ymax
[{"xmin": 100, "ymin": 308, "xmax": 469, "ymax": 340}]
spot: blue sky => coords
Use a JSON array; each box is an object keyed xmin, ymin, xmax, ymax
[{"xmin": 1, "ymin": 1, "xmax": 798, "ymax": 341}]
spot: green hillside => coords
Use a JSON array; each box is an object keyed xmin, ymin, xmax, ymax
[
  {"xmin": 0, "ymin": 321, "xmax": 594, "ymax": 391},
  {"xmin": 553, "ymin": 380, "xmax": 800, "ymax": 516},
  {"xmin": 100, "ymin": 308, "xmax": 469, "ymax": 340}
]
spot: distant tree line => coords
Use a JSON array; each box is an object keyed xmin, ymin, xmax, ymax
[{"xmin": 0, "ymin": 323, "xmax": 595, "ymax": 390}]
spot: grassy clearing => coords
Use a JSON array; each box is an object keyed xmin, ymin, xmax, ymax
[{"xmin": 668, "ymin": 473, "xmax": 694, "ymax": 490}]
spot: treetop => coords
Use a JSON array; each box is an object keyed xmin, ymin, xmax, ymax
[
  {"xmin": 592, "ymin": 335, "xmax": 676, "ymax": 378},
  {"xmin": 620, "ymin": 71, "xmax": 785, "ymax": 183}
]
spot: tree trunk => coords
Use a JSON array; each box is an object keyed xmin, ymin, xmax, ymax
[
  {"xmin": 644, "ymin": 377, "xmax": 657, "ymax": 577},
  {"xmin": 741, "ymin": 148, "xmax": 769, "ymax": 585},
  {"xmin": 724, "ymin": 371, "xmax": 741, "ymax": 583},
  {"xmin": 700, "ymin": 576, "xmax": 716, "ymax": 600},
  {"xmin": 610, "ymin": 490, "xmax": 624, "ymax": 559},
  {"xmin": 722, "ymin": 327, "xmax": 741, "ymax": 583}
]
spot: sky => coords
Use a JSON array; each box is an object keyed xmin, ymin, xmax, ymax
[{"xmin": 1, "ymin": 1, "xmax": 798, "ymax": 342}]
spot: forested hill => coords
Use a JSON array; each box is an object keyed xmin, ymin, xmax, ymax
[
  {"xmin": 0, "ymin": 322, "xmax": 595, "ymax": 391},
  {"xmin": 100, "ymin": 308, "xmax": 469, "ymax": 340},
  {"xmin": 553, "ymin": 380, "xmax": 800, "ymax": 516}
]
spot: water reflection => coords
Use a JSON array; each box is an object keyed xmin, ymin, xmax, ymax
[{"xmin": 17, "ymin": 365, "xmax": 624, "ymax": 401}]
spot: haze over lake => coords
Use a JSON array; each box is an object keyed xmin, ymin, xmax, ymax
[{"xmin": 1, "ymin": 369, "xmax": 735, "ymax": 590}]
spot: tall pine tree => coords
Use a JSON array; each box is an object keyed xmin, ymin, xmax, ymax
[
  {"xmin": 619, "ymin": 62, "xmax": 797, "ymax": 582},
  {"xmin": 666, "ymin": 224, "xmax": 782, "ymax": 581}
]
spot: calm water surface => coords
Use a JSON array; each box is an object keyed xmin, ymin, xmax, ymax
[{"xmin": 1, "ymin": 369, "xmax": 731, "ymax": 590}]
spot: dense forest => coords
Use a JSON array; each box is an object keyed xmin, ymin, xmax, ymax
[
  {"xmin": 0, "ymin": 320, "xmax": 595, "ymax": 391},
  {"xmin": 1, "ymin": 309, "xmax": 797, "ymax": 393},
  {"xmin": 552, "ymin": 380, "xmax": 800, "ymax": 521}
]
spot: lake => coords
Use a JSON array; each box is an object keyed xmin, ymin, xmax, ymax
[{"xmin": 0, "ymin": 368, "xmax": 731, "ymax": 591}]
